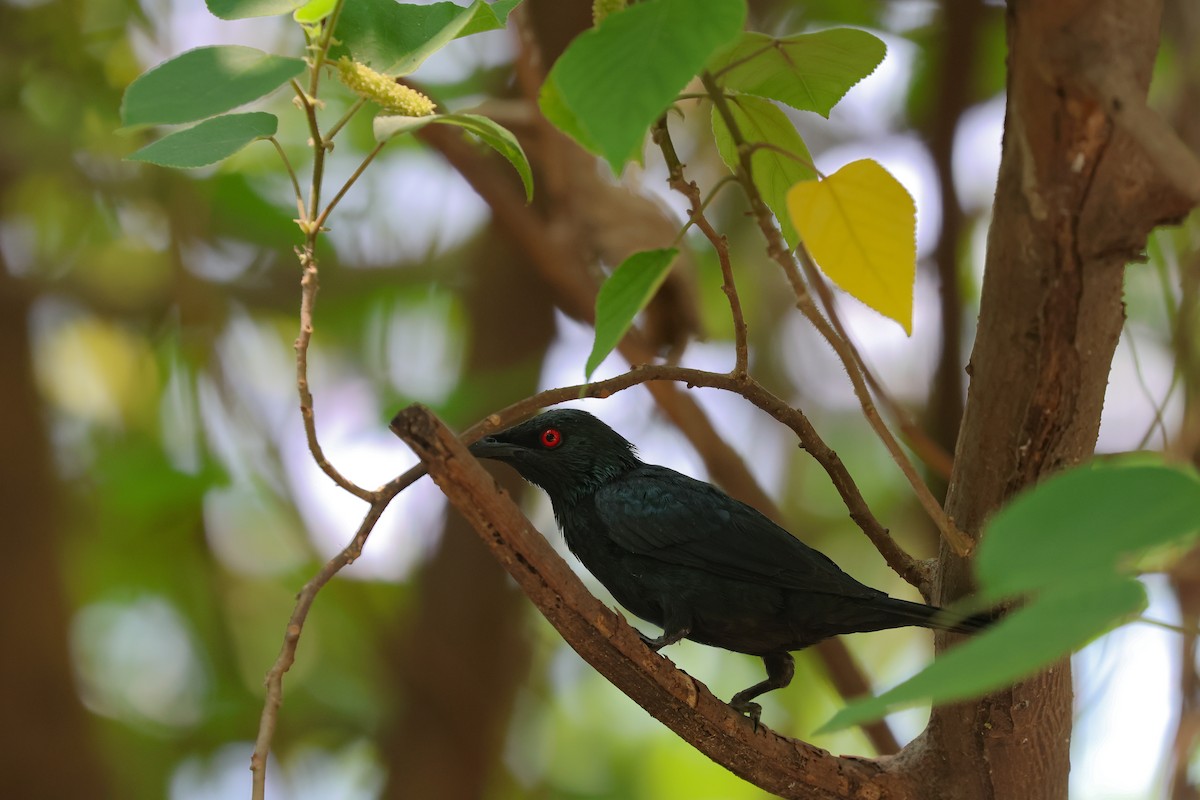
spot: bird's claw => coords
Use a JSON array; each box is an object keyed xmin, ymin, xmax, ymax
[
  {"xmin": 638, "ymin": 633, "xmax": 667, "ymax": 652},
  {"xmin": 730, "ymin": 700, "xmax": 763, "ymax": 732}
]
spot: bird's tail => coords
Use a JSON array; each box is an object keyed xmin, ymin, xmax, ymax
[
  {"xmin": 881, "ymin": 596, "xmax": 998, "ymax": 635},
  {"xmin": 932, "ymin": 606, "xmax": 999, "ymax": 634}
]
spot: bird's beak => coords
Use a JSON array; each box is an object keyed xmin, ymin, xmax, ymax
[{"xmin": 468, "ymin": 436, "xmax": 523, "ymax": 461}]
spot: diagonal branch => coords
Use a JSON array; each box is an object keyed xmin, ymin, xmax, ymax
[
  {"xmin": 1086, "ymin": 69, "xmax": 1200, "ymax": 205},
  {"xmin": 389, "ymin": 403, "xmax": 915, "ymax": 800},
  {"xmin": 250, "ymin": 493, "xmax": 395, "ymax": 799}
]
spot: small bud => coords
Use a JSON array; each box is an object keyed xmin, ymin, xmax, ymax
[{"xmin": 336, "ymin": 58, "xmax": 436, "ymax": 117}]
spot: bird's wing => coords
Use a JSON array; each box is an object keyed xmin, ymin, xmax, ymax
[{"xmin": 594, "ymin": 466, "xmax": 884, "ymax": 599}]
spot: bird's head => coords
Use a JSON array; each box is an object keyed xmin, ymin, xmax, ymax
[{"xmin": 468, "ymin": 409, "xmax": 639, "ymax": 500}]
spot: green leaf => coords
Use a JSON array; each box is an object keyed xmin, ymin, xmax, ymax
[
  {"xmin": 293, "ymin": 0, "xmax": 337, "ymax": 23},
  {"xmin": 708, "ymin": 29, "xmax": 886, "ymax": 117},
  {"xmin": 458, "ymin": 0, "xmax": 524, "ymax": 36},
  {"xmin": 976, "ymin": 462, "xmax": 1200, "ymax": 602},
  {"xmin": 125, "ymin": 112, "xmax": 278, "ymax": 169},
  {"xmin": 206, "ymin": 0, "xmax": 306, "ymax": 20},
  {"xmin": 711, "ymin": 95, "xmax": 815, "ymax": 247},
  {"xmin": 375, "ymin": 113, "xmax": 533, "ymax": 201},
  {"xmin": 586, "ymin": 248, "xmax": 679, "ymax": 378},
  {"xmin": 538, "ymin": 73, "xmax": 604, "ymax": 156},
  {"xmin": 540, "ymin": 0, "xmax": 746, "ymax": 172},
  {"xmin": 817, "ymin": 460, "xmax": 1200, "ymax": 733},
  {"xmin": 121, "ymin": 46, "xmax": 305, "ymax": 126},
  {"xmin": 336, "ymin": 0, "xmax": 524, "ymax": 76},
  {"xmin": 818, "ymin": 579, "xmax": 1146, "ymax": 733}
]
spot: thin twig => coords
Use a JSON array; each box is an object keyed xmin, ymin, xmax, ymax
[
  {"xmin": 251, "ymin": 18, "xmax": 381, "ymax": 788},
  {"xmin": 401, "ymin": 362, "xmax": 929, "ymax": 589},
  {"xmin": 701, "ymin": 70, "xmax": 972, "ymax": 557},
  {"xmin": 921, "ymin": 0, "xmax": 981, "ymax": 472},
  {"xmin": 250, "ymin": 496, "xmax": 392, "ymax": 800},
  {"xmin": 725, "ymin": 89, "xmax": 948, "ymax": 476},
  {"xmin": 1124, "ymin": 321, "xmax": 1173, "ymax": 450},
  {"xmin": 797, "ymin": 255, "xmax": 955, "ymax": 481},
  {"xmin": 1138, "ymin": 616, "xmax": 1198, "ymax": 636},
  {"xmin": 653, "ymin": 118, "xmax": 749, "ymax": 377},
  {"xmin": 469, "ymin": 365, "xmax": 929, "ymax": 590},
  {"xmin": 671, "ymin": 175, "xmax": 739, "ymax": 245},
  {"xmin": 293, "ymin": 251, "xmax": 373, "ymax": 501}
]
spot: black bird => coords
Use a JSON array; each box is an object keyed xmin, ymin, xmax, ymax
[{"xmin": 469, "ymin": 409, "xmax": 989, "ymax": 725}]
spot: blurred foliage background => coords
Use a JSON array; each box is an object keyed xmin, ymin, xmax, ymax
[{"xmin": 3, "ymin": 0, "xmax": 1199, "ymax": 798}]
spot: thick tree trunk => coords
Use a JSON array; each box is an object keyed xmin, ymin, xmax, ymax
[
  {"xmin": 0, "ymin": 275, "xmax": 110, "ymax": 798},
  {"xmin": 902, "ymin": 1, "xmax": 1190, "ymax": 797}
]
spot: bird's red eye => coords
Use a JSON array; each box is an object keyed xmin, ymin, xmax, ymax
[{"xmin": 540, "ymin": 428, "xmax": 562, "ymax": 448}]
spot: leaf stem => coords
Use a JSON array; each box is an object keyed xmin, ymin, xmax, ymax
[
  {"xmin": 326, "ymin": 97, "xmax": 367, "ymax": 142},
  {"xmin": 671, "ymin": 175, "xmax": 738, "ymax": 245},
  {"xmin": 267, "ymin": 136, "xmax": 307, "ymax": 222},
  {"xmin": 745, "ymin": 141, "xmax": 823, "ymax": 178},
  {"xmin": 314, "ymin": 141, "xmax": 386, "ymax": 231}
]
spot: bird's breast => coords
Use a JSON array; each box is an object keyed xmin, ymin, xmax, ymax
[{"xmin": 558, "ymin": 507, "xmax": 668, "ymax": 628}]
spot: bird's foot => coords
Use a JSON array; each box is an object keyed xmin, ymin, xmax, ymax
[
  {"xmin": 638, "ymin": 631, "xmax": 670, "ymax": 651},
  {"xmin": 638, "ymin": 626, "xmax": 689, "ymax": 651},
  {"xmin": 729, "ymin": 699, "xmax": 763, "ymax": 732}
]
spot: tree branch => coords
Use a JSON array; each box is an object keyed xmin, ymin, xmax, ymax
[
  {"xmin": 466, "ymin": 365, "xmax": 931, "ymax": 592},
  {"xmin": 1086, "ymin": 70, "xmax": 1200, "ymax": 205},
  {"xmin": 388, "ymin": 403, "xmax": 915, "ymax": 800}
]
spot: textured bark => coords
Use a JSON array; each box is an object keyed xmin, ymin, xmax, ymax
[{"xmin": 909, "ymin": 1, "xmax": 1191, "ymax": 797}]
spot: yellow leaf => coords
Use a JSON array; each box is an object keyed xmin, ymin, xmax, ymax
[{"xmin": 786, "ymin": 159, "xmax": 916, "ymax": 334}]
